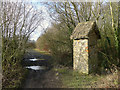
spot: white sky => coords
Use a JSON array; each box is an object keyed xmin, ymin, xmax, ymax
[
  {"xmin": 1, "ymin": 0, "xmax": 52, "ymax": 41},
  {"xmin": 2, "ymin": 0, "xmax": 120, "ymax": 2},
  {"xmin": 29, "ymin": 4, "xmax": 51, "ymax": 41},
  {"xmin": 1, "ymin": 0, "xmax": 120, "ymax": 41}
]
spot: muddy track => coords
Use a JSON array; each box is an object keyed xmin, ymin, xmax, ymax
[
  {"xmin": 22, "ymin": 49, "xmax": 62, "ymax": 88},
  {"xmin": 22, "ymin": 50, "xmax": 52, "ymax": 67}
]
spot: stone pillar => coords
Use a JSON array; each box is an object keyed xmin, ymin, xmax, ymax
[{"xmin": 73, "ymin": 39, "xmax": 88, "ymax": 74}]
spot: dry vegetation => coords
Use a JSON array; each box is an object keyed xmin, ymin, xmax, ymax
[
  {"xmin": 36, "ymin": 2, "xmax": 119, "ymax": 73},
  {"xmin": 1, "ymin": 2, "xmax": 43, "ymax": 88},
  {"xmin": 54, "ymin": 66, "xmax": 118, "ymax": 88},
  {"xmin": 0, "ymin": 1, "xmax": 120, "ymax": 88},
  {"xmin": 36, "ymin": 2, "xmax": 120, "ymax": 88}
]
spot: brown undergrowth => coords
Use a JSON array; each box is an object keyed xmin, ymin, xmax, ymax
[{"xmin": 54, "ymin": 65, "xmax": 118, "ymax": 88}]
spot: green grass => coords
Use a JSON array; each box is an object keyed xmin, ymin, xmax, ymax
[
  {"xmin": 55, "ymin": 67, "xmax": 118, "ymax": 88},
  {"xmin": 55, "ymin": 68, "xmax": 101, "ymax": 88},
  {"xmin": 34, "ymin": 48, "xmax": 50, "ymax": 55}
]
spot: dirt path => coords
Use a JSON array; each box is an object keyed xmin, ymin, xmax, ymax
[{"xmin": 22, "ymin": 50, "xmax": 62, "ymax": 88}]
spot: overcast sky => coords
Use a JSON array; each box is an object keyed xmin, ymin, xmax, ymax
[
  {"xmin": 2, "ymin": 0, "xmax": 119, "ymax": 41},
  {"xmin": 3, "ymin": 0, "xmax": 120, "ymax": 2},
  {"xmin": 29, "ymin": 3, "xmax": 51, "ymax": 41},
  {"xmin": 2, "ymin": 0, "xmax": 52, "ymax": 41},
  {"xmin": 28, "ymin": 2, "xmax": 52, "ymax": 41}
]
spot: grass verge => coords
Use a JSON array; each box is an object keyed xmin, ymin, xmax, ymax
[
  {"xmin": 33, "ymin": 49, "xmax": 50, "ymax": 55},
  {"xmin": 54, "ymin": 67, "xmax": 118, "ymax": 88}
]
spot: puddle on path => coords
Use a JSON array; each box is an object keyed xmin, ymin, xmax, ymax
[
  {"xmin": 26, "ymin": 66, "xmax": 46, "ymax": 70},
  {"xmin": 29, "ymin": 58, "xmax": 45, "ymax": 61}
]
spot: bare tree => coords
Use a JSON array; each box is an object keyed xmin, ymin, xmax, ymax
[
  {"xmin": 42, "ymin": 2, "xmax": 119, "ymax": 71},
  {"xmin": 1, "ymin": 2, "xmax": 43, "ymax": 61}
]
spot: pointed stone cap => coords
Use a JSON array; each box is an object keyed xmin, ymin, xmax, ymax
[{"xmin": 70, "ymin": 21, "xmax": 101, "ymax": 39}]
